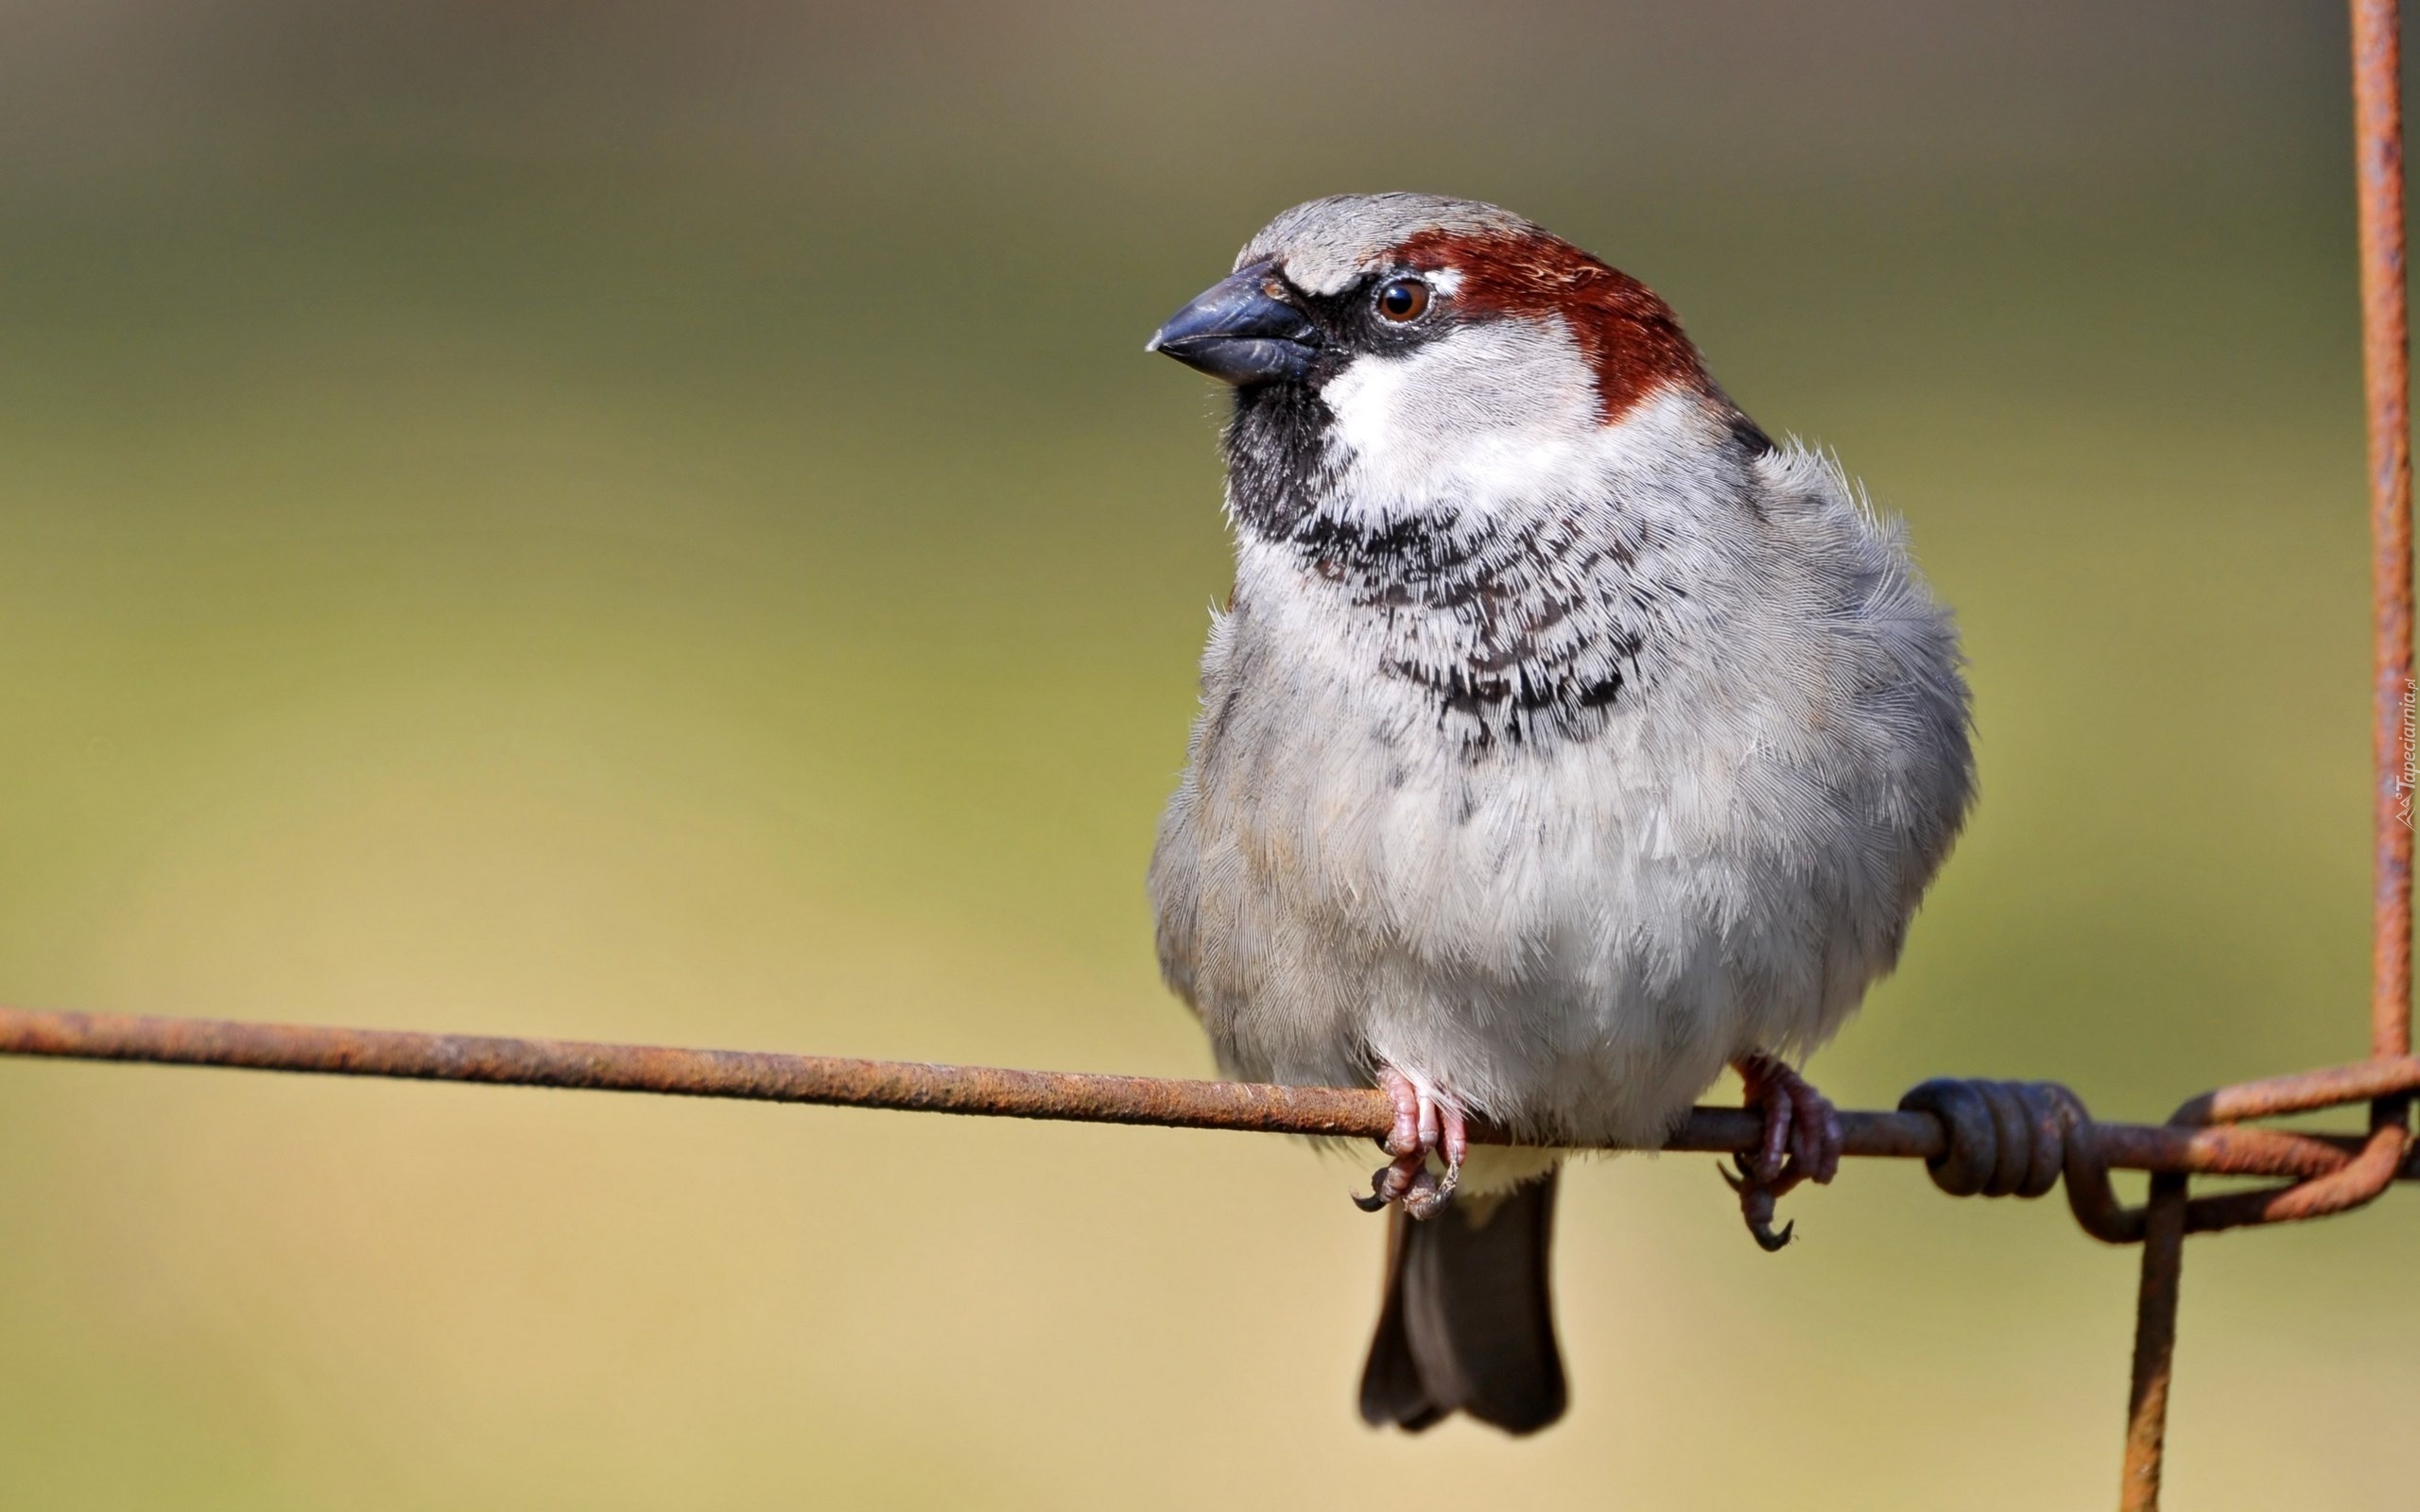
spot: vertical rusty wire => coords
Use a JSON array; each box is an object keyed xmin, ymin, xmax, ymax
[
  {"xmin": 2117, "ymin": 9, "xmax": 2410, "ymax": 1505},
  {"xmin": 2355, "ymin": 0, "xmax": 2413, "ymax": 1062},
  {"xmin": 2118, "ymin": 1174, "xmax": 2187, "ymax": 1512}
]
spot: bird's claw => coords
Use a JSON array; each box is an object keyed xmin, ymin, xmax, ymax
[
  {"xmin": 1724, "ymin": 1156, "xmax": 1799, "ymax": 1251},
  {"xmin": 1364, "ymin": 1146, "xmax": 1461, "ymax": 1219},
  {"xmin": 1357, "ymin": 1066, "xmax": 1466, "ymax": 1220},
  {"xmin": 1725, "ymin": 1054, "xmax": 1840, "ymax": 1252}
]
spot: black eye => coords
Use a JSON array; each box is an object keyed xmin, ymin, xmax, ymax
[{"xmin": 1375, "ymin": 277, "xmax": 1430, "ymax": 322}]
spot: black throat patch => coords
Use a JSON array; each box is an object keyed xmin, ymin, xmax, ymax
[{"xmin": 1228, "ymin": 391, "xmax": 1662, "ymax": 757}]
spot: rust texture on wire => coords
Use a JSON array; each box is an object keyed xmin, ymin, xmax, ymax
[
  {"xmin": 2118, "ymin": 1175, "xmax": 2188, "ymax": 1512},
  {"xmin": 0, "ymin": 1006, "xmax": 2414, "ymax": 1190},
  {"xmin": 2108, "ymin": 6, "xmax": 2420, "ymax": 1508},
  {"xmin": 2360, "ymin": 0, "xmax": 2413, "ymax": 1068}
]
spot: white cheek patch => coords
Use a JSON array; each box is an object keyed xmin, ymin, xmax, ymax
[{"xmin": 1319, "ymin": 318, "xmax": 1602, "ymax": 513}]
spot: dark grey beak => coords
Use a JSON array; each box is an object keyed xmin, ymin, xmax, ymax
[{"xmin": 1146, "ymin": 261, "xmax": 1320, "ymax": 387}]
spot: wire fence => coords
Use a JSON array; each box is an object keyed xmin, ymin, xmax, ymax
[{"xmin": 0, "ymin": 6, "xmax": 2411, "ymax": 1507}]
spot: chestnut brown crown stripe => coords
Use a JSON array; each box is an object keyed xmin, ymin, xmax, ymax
[{"xmin": 1392, "ymin": 226, "xmax": 1710, "ymax": 424}]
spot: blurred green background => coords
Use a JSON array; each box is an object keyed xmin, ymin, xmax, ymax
[{"xmin": 0, "ymin": 2, "xmax": 2411, "ymax": 1506}]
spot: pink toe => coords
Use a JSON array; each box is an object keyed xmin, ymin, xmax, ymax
[
  {"xmin": 1439, "ymin": 1101, "xmax": 1469, "ymax": 1169},
  {"xmin": 1376, "ymin": 1067, "xmax": 1422, "ymax": 1157}
]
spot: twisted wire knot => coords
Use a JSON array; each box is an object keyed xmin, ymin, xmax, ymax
[
  {"xmin": 1897, "ymin": 1078, "xmax": 2089, "ymax": 1198},
  {"xmin": 1895, "ymin": 1077, "xmax": 2149, "ymax": 1242}
]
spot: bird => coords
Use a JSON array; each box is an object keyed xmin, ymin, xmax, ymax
[{"xmin": 1143, "ymin": 193, "xmax": 1973, "ymax": 1436}]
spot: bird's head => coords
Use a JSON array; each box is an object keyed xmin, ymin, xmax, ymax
[{"xmin": 1149, "ymin": 193, "xmax": 1757, "ymax": 535}]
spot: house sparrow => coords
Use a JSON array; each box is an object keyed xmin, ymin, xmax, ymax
[{"xmin": 1146, "ymin": 194, "xmax": 1972, "ymax": 1435}]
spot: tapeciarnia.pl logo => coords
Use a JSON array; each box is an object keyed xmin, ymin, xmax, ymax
[{"xmin": 2401, "ymin": 679, "xmax": 2417, "ymax": 830}]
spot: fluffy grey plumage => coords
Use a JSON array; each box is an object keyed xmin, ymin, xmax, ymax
[{"xmin": 1146, "ymin": 193, "xmax": 1974, "ymax": 1434}]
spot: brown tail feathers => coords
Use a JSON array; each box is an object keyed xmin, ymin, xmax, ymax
[{"xmin": 1357, "ymin": 1167, "xmax": 1566, "ymax": 1435}]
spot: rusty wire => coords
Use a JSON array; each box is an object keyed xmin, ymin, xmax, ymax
[
  {"xmin": 0, "ymin": 1006, "xmax": 2411, "ymax": 1186},
  {"xmin": 2362, "ymin": 0, "xmax": 2414, "ymax": 1071},
  {"xmin": 0, "ymin": 9, "xmax": 2406, "ymax": 1509},
  {"xmin": 2110, "ymin": 5, "xmax": 2420, "ymax": 1506}
]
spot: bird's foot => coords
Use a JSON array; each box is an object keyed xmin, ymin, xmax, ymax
[
  {"xmin": 1723, "ymin": 1053, "xmax": 1841, "ymax": 1252},
  {"xmin": 1352, "ymin": 1066, "xmax": 1466, "ymax": 1220}
]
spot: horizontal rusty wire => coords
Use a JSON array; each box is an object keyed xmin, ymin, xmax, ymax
[
  {"xmin": 2171, "ymin": 1056, "xmax": 2420, "ymax": 1125},
  {"xmin": 0, "ymin": 1005, "xmax": 2411, "ymax": 1192},
  {"xmin": 2155, "ymin": 1049, "xmax": 2418, "ymax": 1237},
  {"xmin": 1895, "ymin": 1074, "xmax": 2417, "ymax": 1245}
]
